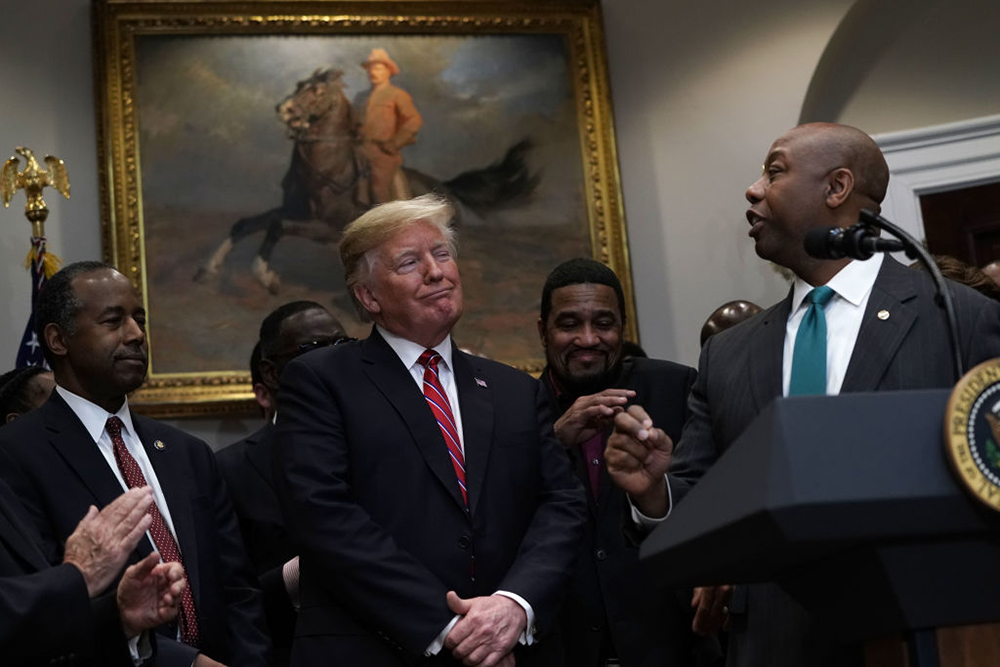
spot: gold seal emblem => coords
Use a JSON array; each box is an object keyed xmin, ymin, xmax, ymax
[{"xmin": 945, "ymin": 357, "xmax": 1000, "ymax": 512}]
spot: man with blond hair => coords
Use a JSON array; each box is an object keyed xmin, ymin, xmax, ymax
[{"xmin": 274, "ymin": 193, "xmax": 586, "ymax": 666}]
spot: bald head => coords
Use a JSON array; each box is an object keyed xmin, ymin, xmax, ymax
[
  {"xmin": 785, "ymin": 123, "xmax": 889, "ymax": 211},
  {"xmin": 746, "ymin": 123, "xmax": 890, "ymax": 285},
  {"xmin": 700, "ymin": 300, "xmax": 763, "ymax": 346}
]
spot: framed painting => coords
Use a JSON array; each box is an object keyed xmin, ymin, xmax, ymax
[{"xmin": 94, "ymin": 0, "xmax": 634, "ymax": 417}]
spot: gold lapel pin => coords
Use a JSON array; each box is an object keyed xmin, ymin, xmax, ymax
[
  {"xmin": 153, "ymin": 440, "xmax": 165, "ymax": 450},
  {"xmin": 877, "ymin": 310, "xmax": 890, "ymax": 321}
]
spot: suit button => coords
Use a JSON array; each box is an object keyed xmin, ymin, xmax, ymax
[
  {"xmin": 458, "ymin": 534, "xmax": 472, "ymax": 549},
  {"xmin": 595, "ymin": 548, "xmax": 607, "ymax": 561}
]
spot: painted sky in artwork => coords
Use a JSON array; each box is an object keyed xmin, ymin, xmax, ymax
[{"xmin": 134, "ymin": 33, "xmax": 586, "ymax": 226}]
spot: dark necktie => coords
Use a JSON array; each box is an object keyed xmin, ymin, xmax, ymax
[
  {"xmin": 106, "ymin": 416, "xmax": 200, "ymax": 647},
  {"xmin": 789, "ymin": 286, "xmax": 836, "ymax": 396},
  {"xmin": 417, "ymin": 350, "xmax": 467, "ymax": 505}
]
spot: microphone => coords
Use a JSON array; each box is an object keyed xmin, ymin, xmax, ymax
[{"xmin": 803, "ymin": 223, "xmax": 905, "ymax": 260}]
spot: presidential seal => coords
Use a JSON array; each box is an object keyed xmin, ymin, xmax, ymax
[{"xmin": 945, "ymin": 358, "xmax": 1000, "ymax": 513}]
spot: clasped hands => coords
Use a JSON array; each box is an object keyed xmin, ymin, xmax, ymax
[
  {"xmin": 443, "ymin": 591, "xmax": 525, "ymax": 667},
  {"xmin": 553, "ymin": 388, "xmax": 635, "ymax": 447}
]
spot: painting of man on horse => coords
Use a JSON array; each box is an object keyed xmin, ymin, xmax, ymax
[
  {"xmin": 136, "ymin": 33, "xmax": 590, "ymax": 372},
  {"xmin": 195, "ymin": 55, "xmax": 538, "ymax": 293}
]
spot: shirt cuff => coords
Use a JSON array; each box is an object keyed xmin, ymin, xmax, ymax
[
  {"xmin": 425, "ymin": 615, "xmax": 461, "ymax": 656},
  {"xmin": 493, "ymin": 590, "xmax": 535, "ymax": 645},
  {"xmin": 628, "ymin": 473, "xmax": 673, "ymax": 529},
  {"xmin": 282, "ymin": 556, "xmax": 301, "ymax": 609},
  {"xmin": 128, "ymin": 631, "xmax": 152, "ymax": 665}
]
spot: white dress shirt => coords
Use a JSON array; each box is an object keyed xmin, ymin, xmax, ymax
[
  {"xmin": 376, "ymin": 326, "xmax": 536, "ymax": 654},
  {"xmin": 637, "ymin": 255, "xmax": 884, "ymax": 527},
  {"xmin": 55, "ymin": 384, "xmax": 174, "ymax": 662},
  {"xmin": 55, "ymin": 385, "xmax": 182, "ymax": 546},
  {"xmin": 782, "ymin": 254, "xmax": 883, "ymax": 396},
  {"xmin": 379, "ymin": 326, "xmax": 465, "ymax": 450}
]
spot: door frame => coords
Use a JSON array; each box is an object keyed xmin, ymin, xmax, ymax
[{"xmin": 875, "ymin": 114, "xmax": 1000, "ymax": 245}]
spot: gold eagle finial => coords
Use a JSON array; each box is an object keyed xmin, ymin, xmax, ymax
[{"xmin": 2, "ymin": 146, "xmax": 70, "ymax": 237}]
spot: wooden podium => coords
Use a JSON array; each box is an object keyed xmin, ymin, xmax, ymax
[{"xmin": 640, "ymin": 390, "xmax": 1000, "ymax": 667}]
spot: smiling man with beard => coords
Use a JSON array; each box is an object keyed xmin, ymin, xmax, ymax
[
  {"xmin": 0, "ymin": 261, "xmax": 270, "ymax": 667},
  {"xmin": 537, "ymin": 258, "xmax": 717, "ymax": 667}
]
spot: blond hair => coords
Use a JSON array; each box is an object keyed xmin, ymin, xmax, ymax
[{"xmin": 340, "ymin": 194, "xmax": 457, "ymax": 320}]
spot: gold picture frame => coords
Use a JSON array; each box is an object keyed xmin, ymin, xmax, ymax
[{"xmin": 94, "ymin": 0, "xmax": 633, "ymax": 417}]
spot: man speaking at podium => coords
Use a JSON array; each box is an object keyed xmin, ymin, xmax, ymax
[{"xmin": 606, "ymin": 122, "xmax": 1000, "ymax": 667}]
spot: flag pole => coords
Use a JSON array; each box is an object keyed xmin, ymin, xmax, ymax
[{"xmin": 1, "ymin": 147, "xmax": 69, "ymax": 367}]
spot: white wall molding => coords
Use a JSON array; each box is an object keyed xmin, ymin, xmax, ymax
[{"xmin": 875, "ymin": 114, "xmax": 1000, "ymax": 243}]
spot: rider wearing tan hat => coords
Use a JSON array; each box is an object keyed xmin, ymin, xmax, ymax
[
  {"xmin": 361, "ymin": 48, "xmax": 400, "ymax": 76},
  {"xmin": 356, "ymin": 47, "xmax": 422, "ymax": 204}
]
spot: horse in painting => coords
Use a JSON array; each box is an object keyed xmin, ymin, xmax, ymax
[{"xmin": 195, "ymin": 67, "xmax": 538, "ymax": 292}]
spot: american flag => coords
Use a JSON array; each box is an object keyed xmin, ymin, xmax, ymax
[{"xmin": 15, "ymin": 236, "xmax": 58, "ymax": 368}]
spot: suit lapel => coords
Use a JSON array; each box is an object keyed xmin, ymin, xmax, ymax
[
  {"xmin": 841, "ymin": 257, "xmax": 918, "ymax": 392},
  {"xmin": 44, "ymin": 395, "xmax": 144, "ymax": 530},
  {"xmin": 452, "ymin": 348, "xmax": 493, "ymax": 517},
  {"xmin": 133, "ymin": 416, "xmax": 203, "ymax": 602},
  {"xmin": 748, "ymin": 295, "xmax": 791, "ymax": 412},
  {"xmin": 361, "ymin": 330, "xmax": 467, "ymax": 511}
]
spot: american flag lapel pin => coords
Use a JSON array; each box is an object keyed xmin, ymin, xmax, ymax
[{"xmin": 475, "ymin": 377, "xmax": 488, "ymax": 388}]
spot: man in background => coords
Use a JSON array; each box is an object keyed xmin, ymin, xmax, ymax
[
  {"xmin": 217, "ymin": 300, "xmax": 347, "ymax": 666},
  {"xmin": 273, "ymin": 194, "xmax": 586, "ymax": 666},
  {"xmin": 0, "ymin": 261, "xmax": 270, "ymax": 667},
  {"xmin": 606, "ymin": 123, "xmax": 1000, "ymax": 667},
  {"xmin": 537, "ymin": 257, "xmax": 717, "ymax": 667},
  {"xmin": 699, "ymin": 300, "xmax": 762, "ymax": 347}
]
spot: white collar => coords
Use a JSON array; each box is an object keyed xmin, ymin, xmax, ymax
[
  {"xmin": 55, "ymin": 384, "xmax": 137, "ymax": 443},
  {"xmin": 377, "ymin": 325, "xmax": 454, "ymax": 371},
  {"xmin": 792, "ymin": 253, "xmax": 883, "ymax": 311}
]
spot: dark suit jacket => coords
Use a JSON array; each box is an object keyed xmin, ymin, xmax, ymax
[
  {"xmin": 0, "ymin": 392, "xmax": 272, "ymax": 667},
  {"xmin": 273, "ymin": 328, "xmax": 587, "ymax": 666},
  {"xmin": 216, "ymin": 422, "xmax": 297, "ymax": 665},
  {"xmin": 542, "ymin": 357, "xmax": 719, "ymax": 667},
  {"xmin": 668, "ymin": 257, "xmax": 1000, "ymax": 667},
  {"xmin": 0, "ymin": 476, "xmax": 130, "ymax": 666}
]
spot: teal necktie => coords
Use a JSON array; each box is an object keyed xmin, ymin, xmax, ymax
[{"xmin": 788, "ymin": 286, "xmax": 835, "ymax": 396}]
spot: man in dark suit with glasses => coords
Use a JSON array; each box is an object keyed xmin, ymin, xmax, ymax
[{"xmin": 216, "ymin": 301, "xmax": 348, "ymax": 666}]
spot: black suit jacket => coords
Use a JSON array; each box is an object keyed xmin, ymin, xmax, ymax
[
  {"xmin": 273, "ymin": 328, "xmax": 587, "ymax": 666},
  {"xmin": 668, "ymin": 257, "xmax": 1000, "ymax": 667},
  {"xmin": 0, "ymin": 392, "xmax": 272, "ymax": 667},
  {"xmin": 0, "ymin": 476, "xmax": 130, "ymax": 666},
  {"xmin": 217, "ymin": 422, "xmax": 297, "ymax": 665},
  {"xmin": 542, "ymin": 357, "xmax": 719, "ymax": 667}
]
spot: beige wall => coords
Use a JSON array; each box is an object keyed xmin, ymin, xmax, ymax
[
  {"xmin": 1, "ymin": 0, "xmax": 997, "ymax": 447},
  {"xmin": 801, "ymin": 0, "xmax": 1000, "ymax": 134},
  {"xmin": 602, "ymin": 0, "xmax": 854, "ymax": 367}
]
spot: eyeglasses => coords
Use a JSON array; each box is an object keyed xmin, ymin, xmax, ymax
[{"xmin": 268, "ymin": 336, "xmax": 356, "ymax": 361}]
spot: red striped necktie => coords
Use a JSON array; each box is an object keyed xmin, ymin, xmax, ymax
[
  {"xmin": 417, "ymin": 350, "xmax": 467, "ymax": 505},
  {"xmin": 105, "ymin": 416, "xmax": 200, "ymax": 647}
]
